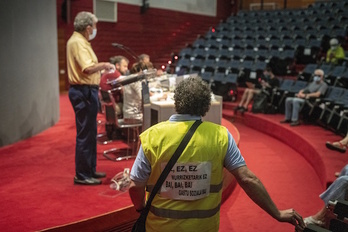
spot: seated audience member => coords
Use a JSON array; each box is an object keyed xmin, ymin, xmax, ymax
[
  {"xmin": 235, "ymin": 67, "xmax": 279, "ymax": 113},
  {"xmin": 326, "ymin": 38, "xmax": 345, "ymax": 65},
  {"xmin": 280, "ymin": 69, "xmax": 328, "ymax": 126},
  {"xmin": 326, "ymin": 128, "xmax": 348, "ymax": 153},
  {"xmin": 304, "ymin": 164, "xmax": 348, "ymax": 227},
  {"xmin": 100, "ymin": 55, "xmax": 129, "ymax": 117}
]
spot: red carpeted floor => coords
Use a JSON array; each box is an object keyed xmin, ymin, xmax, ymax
[
  {"xmin": 220, "ymin": 121, "xmax": 323, "ymax": 232},
  {"xmin": 0, "ymin": 93, "xmax": 346, "ymax": 232},
  {"xmin": 0, "ymin": 93, "xmax": 135, "ymax": 231}
]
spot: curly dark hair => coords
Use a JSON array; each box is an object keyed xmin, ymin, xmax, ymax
[{"xmin": 174, "ymin": 77, "xmax": 211, "ymax": 116}]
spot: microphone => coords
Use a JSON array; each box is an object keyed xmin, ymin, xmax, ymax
[
  {"xmin": 111, "ymin": 43, "xmax": 123, "ymax": 47},
  {"xmin": 111, "ymin": 42, "xmax": 138, "ymax": 61}
]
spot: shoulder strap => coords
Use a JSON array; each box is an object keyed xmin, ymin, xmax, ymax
[{"xmin": 143, "ymin": 120, "xmax": 202, "ymax": 212}]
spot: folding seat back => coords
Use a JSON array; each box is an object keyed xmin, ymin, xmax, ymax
[
  {"xmin": 179, "ymin": 47, "xmax": 193, "ymax": 59},
  {"xmin": 299, "ymin": 63, "xmax": 318, "ymax": 81},
  {"xmin": 175, "ymin": 58, "xmax": 191, "ymax": 74},
  {"xmin": 278, "ymin": 79, "xmax": 295, "ymax": 92},
  {"xmin": 201, "ymin": 71, "xmax": 213, "ymax": 82},
  {"xmin": 325, "ymin": 86, "xmax": 345, "ymax": 102},
  {"xmin": 289, "ymin": 80, "xmax": 308, "ymax": 94},
  {"xmin": 319, "ymin": 64, "xmax": 333, "ymax": 79}
]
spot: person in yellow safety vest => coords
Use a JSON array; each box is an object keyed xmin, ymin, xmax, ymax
[
  {"xmin": 129, "ymin": 77, "xmax": 305, "ymax": 232},
  {"xmin": 326, "ymin": 38, "xmax": 345, "ymax": 65}
]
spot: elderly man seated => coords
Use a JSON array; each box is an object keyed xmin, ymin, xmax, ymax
[{"xmin": 280, "ymin": 69, "xmax": 328, "ymax": 126}]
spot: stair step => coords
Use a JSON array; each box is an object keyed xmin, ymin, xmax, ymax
[
  {"xmin": 222, "ymin": 109, "xmax": 235, "ymax": 119},
  {"xmin": 223, "ymin": 102, "xmax": 238, "ymax": 111}
]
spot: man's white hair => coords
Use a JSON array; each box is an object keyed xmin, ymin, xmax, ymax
[{"xmin": 74, "ymin": 11, "xmax": 98, "ymax": 32}]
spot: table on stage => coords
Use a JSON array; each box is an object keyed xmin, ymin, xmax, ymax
[{"xmin": 143, "ymin": 95, "xmax": 223, "ymax": 129}]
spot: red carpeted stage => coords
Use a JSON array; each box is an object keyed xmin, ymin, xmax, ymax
[{"xmin": 0, "ymin": 94, "xmax": 347, "ymax": 232}]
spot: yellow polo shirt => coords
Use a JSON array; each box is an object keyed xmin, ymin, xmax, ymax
[{"xmin": 66, "ymin": 31, "xmax": 100, "ymax": 85}]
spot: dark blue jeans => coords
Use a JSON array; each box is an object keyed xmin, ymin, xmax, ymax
[{"xmin": 69, "ymin": 85, "xmax": 99, "ymax": 180}]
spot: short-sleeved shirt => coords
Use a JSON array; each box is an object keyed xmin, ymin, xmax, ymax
[
  {"xmin": 130, "ymin": 114, "xmax": 246, "ymax": 183},
  {"xmin": 303, "ymin": 81, "xmax": 328, "ymax": 96},
  {"xmin": 66, "ymin": 31, "xmax": 100, "ymax": 85},
  {"xmin": 100, "ymin": 70, "xmax": 122, "ymax": 91}
]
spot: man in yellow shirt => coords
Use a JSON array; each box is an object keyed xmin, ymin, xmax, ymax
[{"xmin": 67, "ymin": 11, "xmax": 115, "ymax": 185}]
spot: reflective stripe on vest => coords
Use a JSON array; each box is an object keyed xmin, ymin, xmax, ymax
[
  {"xmin": 150, "ymin": 203, "xmax": 221, "ymax": 219},
  {"xmin": 146, "ymin": 181, "xmax": 223, "ymax": 194},
  {"xmin": 141, "ymin": 120, "xmax": 228, "ymax": 231}
]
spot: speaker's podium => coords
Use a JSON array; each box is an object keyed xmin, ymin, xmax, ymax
[{"xmin": 111, "ymin": 72, "xmax": 223, "ymax": 131}]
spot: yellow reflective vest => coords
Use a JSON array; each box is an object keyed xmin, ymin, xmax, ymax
[{"xmin": 140, "ymin": 120, "xmax": 228, "ymax": 232}]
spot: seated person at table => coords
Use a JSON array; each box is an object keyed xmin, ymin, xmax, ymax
[
  {"xmin": 280, "ymin": 69, "xmax": 328, "ymax": 127},
  {"xmin": 123, "ymin": 61, "xmax": 153, "ymax": 123},
  {"xmin": 137, "ymin": 54, "xmax": 164, "ymax": 76},
  {"xmin": 100, "ymin": 55, "xmax": 129, "ymax": 117},
  {"xmin": 304, "ymin": 164, "xmax": 348, "ymax": 227},
  {"xmin": 235, "ymin": 67, "xmax": 279, "ymax": 113},
  {"xmin": 100, "ymin": 56, "xmax": 129, "ymax": 140},
  {"xmin": 123, "ymin": 61, "xmax": 168, "ymax": 124},
  {"xmin": 138, "ymin": 53, "xmax": 150, "ymax": 63}
]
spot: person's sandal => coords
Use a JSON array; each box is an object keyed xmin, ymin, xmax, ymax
[
  {"xmin": 326, "ymin": 141, "xmax": 347, "ymax": 153},
  {"xmin": 304, "ymin": 216, "xmax": 325, "ymax": 227}
]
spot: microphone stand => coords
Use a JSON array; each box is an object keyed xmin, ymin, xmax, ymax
[
  {"xmin": 106, "ymin": 69, "xmax": 157, "ymax": 87},
  {"xmin": 112, "ymin": 43, "xmax": 139, "ymax": 61}
]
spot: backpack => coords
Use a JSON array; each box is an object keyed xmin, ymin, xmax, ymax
[{"xmin": 252, "ymin": 92, "xmax": 269, "ymax": 114}]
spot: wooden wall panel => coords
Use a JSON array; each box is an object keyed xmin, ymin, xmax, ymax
[{"xmin": 56, "ymin": 1, "xmax": 225, "ymax": 91}]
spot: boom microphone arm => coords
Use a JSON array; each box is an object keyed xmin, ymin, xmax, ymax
[
  {"xmin": 111, "ymin": 43, "xmax": 139, "ymax": 61},
  {"xmin": 106, "ymin": 69, "xmax": 157, "ymax": 87}
]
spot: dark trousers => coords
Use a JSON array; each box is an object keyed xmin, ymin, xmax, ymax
[{"xmin": 69, "ymin": 85, "xmax": 99, "ymax": 180}]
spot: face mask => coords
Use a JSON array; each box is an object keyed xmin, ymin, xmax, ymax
[
  {"xmin": 89, "ymin": 28, "xmax": 97, "ymax": 41},
  {"xmin": 313, "ymin": 76, "xmax": 321, "ymax": 82}
]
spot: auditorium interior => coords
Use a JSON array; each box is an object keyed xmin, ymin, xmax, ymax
[{"xmin": 1, "ymin": 0, "xmax": 348, "ymax": 231}]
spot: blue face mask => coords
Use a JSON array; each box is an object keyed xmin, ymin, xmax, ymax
[{"xmin": 313, "ymin": 75, "xmax": 321, "ymax": 82}]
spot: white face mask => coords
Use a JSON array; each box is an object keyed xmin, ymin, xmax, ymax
[
  {"xmin": 313, "ymin": 75, "xmax": 321, "ymax": 82},
  {"xmin": 88, "ymin": 28, "xmax": 97, "ymax": 41}
]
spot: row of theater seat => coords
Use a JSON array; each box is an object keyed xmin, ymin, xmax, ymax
[
  {"xmin": 300, "ymin": 63, "xmax": 348, "ymax": 87},
  {"xmin": 268, "ymin": 78, "xmax": 348, "ymax": 136},
  {"xmin": 175, "ymin": 58, "xmax": 348, "ymax": 95},
  {"xmin": 225, "ymin": 5, "xmax": 348, "ymax": 231},
  {"xmin": 175, "ymin": 0, "xmax": 348, "ymax": 80}
]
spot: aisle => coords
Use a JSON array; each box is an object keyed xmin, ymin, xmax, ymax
[{"xmin": 219, "ymin": 121, "xmax": 325, "ymax": 232}]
